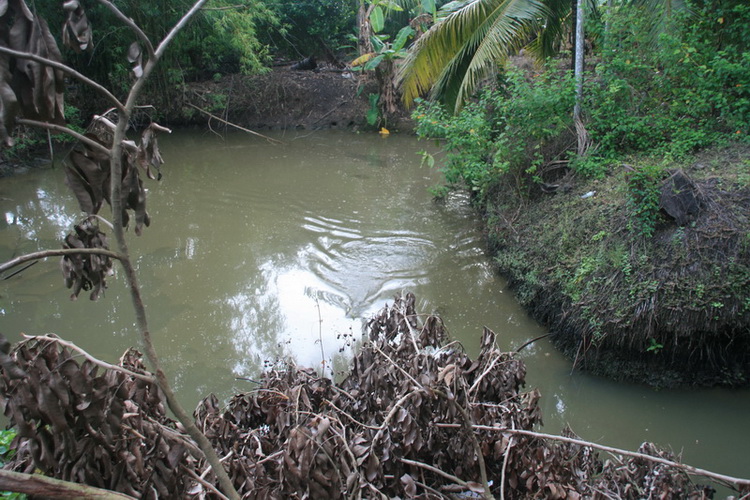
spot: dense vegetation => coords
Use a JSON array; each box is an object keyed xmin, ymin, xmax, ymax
[{"xmin": 412, "ymin": 0, "xmax": 750, "ymax": 385}]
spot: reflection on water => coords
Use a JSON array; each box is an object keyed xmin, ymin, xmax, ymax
[{"xmin": 0, "ymin": 130, "xmax": 748, "ymax": 483}]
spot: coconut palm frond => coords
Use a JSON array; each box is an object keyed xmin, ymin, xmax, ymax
[
  {"xmin": 526, "ymin": 0, "xmax": 570, "ymax": 62},
  {"xmin": 398, "ymin": 0, "xmax": 546, "ymax": 112},
  {"xmin": 627, "ymin": 0, "xmax": 694, "ymax": 43}
]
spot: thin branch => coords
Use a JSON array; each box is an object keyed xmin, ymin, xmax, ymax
[
  {"xmin": 500, "ymin": 434, "xmax": 515, "ymax": 500},
  {"xmin": 370, "ymin": 343, "xmax": 422, "ymax": 389},
  {"xmin": 0, "ymin": 248, "xmax": 124, "ymax": 274},
  {"xmin": 370, "ymin": 389, "xmax": 423, "ymax": 452},
  {"xmin": 0, "ymin": 469, "xmax": 135, "ymax": 499},
  {"xmin": 514, "ymin": 333, "xmax": 553, "ymax": 353},
  {"xmin": 23, "ymin": 334, "xmax": 156, "ymax": 384},
  {"xmin": 0, "ymin": 46, "xmax": 124, "ymax": 112},
  {"xmin": 17, "ymin": 119, "xmax": 111, "ymax": 157},
  {"xmin": 96, "ymin": 0, "xmax": 155, "ymax": 58},
  {"xmin": 183, "ymin": 467, "xmax": 230, "ymax": 500},
  {"xmin": 432, "ymin": 388, "xmax": 492, "ymax": 500},
  {"xmin": 2, "ymin": 261, "xmax": 37, "ymax": 280},
  {"xmin": 186, "ymin": 103, "xmax": 284, "ymax": 144},
  {"xmin": 434, "ymin": 423, "xmax": 750, "ymax": 491},
  {"xmin": 467, "ymin": 351, "xmax": 502, "ymax": 396},
  {"xmin": 105, "ymin": 2, "xmax": 241, "ymax": 498},
  {"xmin": 399, "ymin": 457, "xmax": 472, "ymax": 490},
  {"xmin": 201, "ymin": 4, "xmax": 248, "ymax": 11},
  {"xmin": 154, "ymin": 0, "xmax": 209, "ymax": 61}
]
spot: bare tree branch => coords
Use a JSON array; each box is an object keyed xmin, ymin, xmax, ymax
[
  {"xmin": 0, "ymin": 46, "xmax": 125, "ymax": 112},
  {"xmin": 154, "ymin": 0, "xmax": 210, "ymax": 61},
  {"xmin": 0, "ymin": 248, "xmax": 124, "ymax": 274},
  {"xmin": 17, "ymin": 119, "xmax": 111, "ymax": 157},
  {"xmin": 23, "ymin": 334, "xmax": 156, "ymax": 384},
  {"xmin": 435, "ymin": 423, "xmax": 750, "ymax": 491},
  {"xmin": 186, "ymin": 103, "xmax": 284, "ymax": 144},
  {"xmin": 96, "ymin": 0, "xmax": 155, "ymax": 58},
  {"xmin": 103, "ymin": 1, "xmax": 240, "ymax": 498},
  {"xmin": 0, "ymin": 470, "xmax": 136, "ymax": 499}
]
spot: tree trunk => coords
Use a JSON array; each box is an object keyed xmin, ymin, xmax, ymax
[{"xmin": 573, "ymin": 0, "xmax": 588, "ymax": 155}]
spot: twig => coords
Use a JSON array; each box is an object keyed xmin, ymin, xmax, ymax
[
  {"xmin": 467, "ymin": 351, "xmax": 502, "ymax": 396},
  {"xmin": 22, "ymin": 335, "xmax": 156, "ymax": 384},
  {"xmin": 185, "ymin": 103, "xmax": 284, "ymax": 144},
  {"xmin": 370, "ymin": 389, "xmax": 423, "ymax": 451},
  {"xmin": 370, "ymin": 343, "xmax": 422, "ymax": 389},
  {"xmin": 500, "ymin": 422, "xmax": 516, "ymax": 500},
  {"xmin": 97, "ymin": 0, "xmax": 155, "ymax": 58},
  {"xmin": 434, "ymin": 423, "xmax": 750, "ymax": 491},
  {"xmin": 514, "ymin": 333, "xmax": 553, "ymax": 353},
  {"xmin": 184, "ymin": 467, "xmax": 230, "ymax": 500},
  {"xmin": 0, "ymin": 46, "xmax": 125, "ymax": 112},
  {"xmin": 1, "ymin": 261, "xmax": 37, "ymax": 280},
  {"xmin": 315, "ymin": 298, "xmax": 327, "ymax": 376},
  {"xmin": 397, "ymin": 300, "xmax": 421, "ymax": 353},
  {"xmin": 399, "ymin": 457, "xmax": 472, "ymax": 490},
  {"xmin": 325, "ymin": 399, "xmax": 380, "ymax": 430},
  {"xmin": 17, "ymin": 119, "xmax": 112, "ymax": 157},
  {"xmin": 413, "ymin": 479, "xmax": 449, "ymax": 499},
  {"xmin": 431, "ymin": 387, "xmax": 493, "ymax": 500},
  {"xmin": 90, "ymin": 214, "xmax": 115, "ymax": 230}
]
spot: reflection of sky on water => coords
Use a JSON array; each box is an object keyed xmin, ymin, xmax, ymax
[{"xmin": 1, "ymin": 132, "xmax": 748, "ymax": 483}]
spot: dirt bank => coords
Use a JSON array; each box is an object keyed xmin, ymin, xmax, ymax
[{"xmin": 163, "ymin": 65, "xmax": 412, "ymax": 132}]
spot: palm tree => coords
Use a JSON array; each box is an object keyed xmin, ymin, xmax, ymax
[{"xmin": 396, "ymin": 0, "xmax": 549, "ymax": 114}]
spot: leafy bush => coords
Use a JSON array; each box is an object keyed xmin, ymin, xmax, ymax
[
  {"xmin": 626, "ymin": 164, "xmax": 664, "ymax": 238},
  {"xmin": 587, "ymin": 0, "xmax": 750, "ymax": 159},
  {"xmin": 262, "ymin": 0, "xmax": 357, "ymax": 59},
  {"xmin": 414, "ymin": 69, "xmax": 575, "ymax": 199}
]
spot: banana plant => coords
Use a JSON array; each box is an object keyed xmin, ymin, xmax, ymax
[{"xmin": 353, "ymin": 1, "xmax": 417, "ymax": 121}]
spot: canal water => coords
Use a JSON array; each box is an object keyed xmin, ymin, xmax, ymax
[{"xmin": 0, "ymin": 129, "xmax": 747, "ymax": 484}]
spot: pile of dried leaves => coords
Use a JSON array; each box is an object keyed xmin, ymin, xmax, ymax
[{"xmin": 0, "ymin": 294, "xmax": 727, "ymax": 498}]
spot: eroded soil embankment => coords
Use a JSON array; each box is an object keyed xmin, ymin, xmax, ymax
[{"xmin": 485, "ymin": 145, "xmax": 750, "ymax": 387}]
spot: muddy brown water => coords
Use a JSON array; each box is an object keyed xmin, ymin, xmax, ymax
[{"xmin": 1, "ymin": 130, "xmax": 748, "ymax": 485}]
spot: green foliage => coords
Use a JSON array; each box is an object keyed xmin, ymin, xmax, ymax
[
  {"xmin": 0, "ymin": 428, "xmax": 16, "ymax": 465},
  {"xmin": 626, "ymin": 164, "xmax": 664, "ymax": 238},
  {"xmin": 38, "ymin": 0, "xmax": 277, "ymax": 96},
  {"xmin": 263, "ymin": 0, "xmax": 357, "ymax": 58},
  {"xmin": 646, "ymin": 338, "xmax": 664, "ymax": 353},
  {"xmin": 366, "ymin": 93, "xmax": 381, "ymax": 126},
  {"xmin": 0, "ymin": 428, "xmax": 24, "ymax": 499},
  {"xmin": 588, "ymin": 0, "xmax": 750, "ymax": 159},
  {"xmin": 414, "ymin": 69, "xmax": 575, "ymax": 199},
  {"xmin": 413, "ymin": 94, "xmax": 494, "ymax": 196}
]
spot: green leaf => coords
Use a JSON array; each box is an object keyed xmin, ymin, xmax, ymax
[
  {"xmin": 371, "ymin": 34, "xmax": 386, "ymax": 53},
  {"xmin": 392, "ymin": 26, "xmax": 415, "ymax": 52},
  {"xmin": 364, "ymin": 54, "xmax": 385, "ymax": 71},
  {"xmin": 376, "ymin": 0, "xmax": 404, "ymax": 11},
  {"xmin": 367, "ymin": 93, "xmax": 380, "ymax": 126},
  {"xmin": 422, "ymin": 0, "xmax": 436, "ymax": 17},
  {"xmin": 371, "ymin": 6, "xmax": 385, "ymax": 33}
]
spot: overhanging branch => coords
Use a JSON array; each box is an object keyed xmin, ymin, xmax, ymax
[
  {"xmin": 17, "ymin": 119, "xmax": 111, "ymax": 157},
  {"xmin": 0, "ymin": 248, "xmax": 124, "ymax": 275},
  {"xmin": 0, "ymin": 46, "xmax": 124, "ymax": 112}
]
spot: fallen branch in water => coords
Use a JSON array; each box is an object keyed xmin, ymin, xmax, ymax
[
  {"xmin": 186, "ymin": 103, "xmax": 284, "ymax": 144},
  {"xmin": 0, "ymin": 248, "xmax": 124, "ymax": 274},
  {"xmin": 435, "ymin": 422, "xmax": 750, "ymax": 491}
]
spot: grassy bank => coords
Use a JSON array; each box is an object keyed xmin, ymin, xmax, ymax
[{"xmin": 483, "ymin": 144, "xmax": 750, "ymax": 386}]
